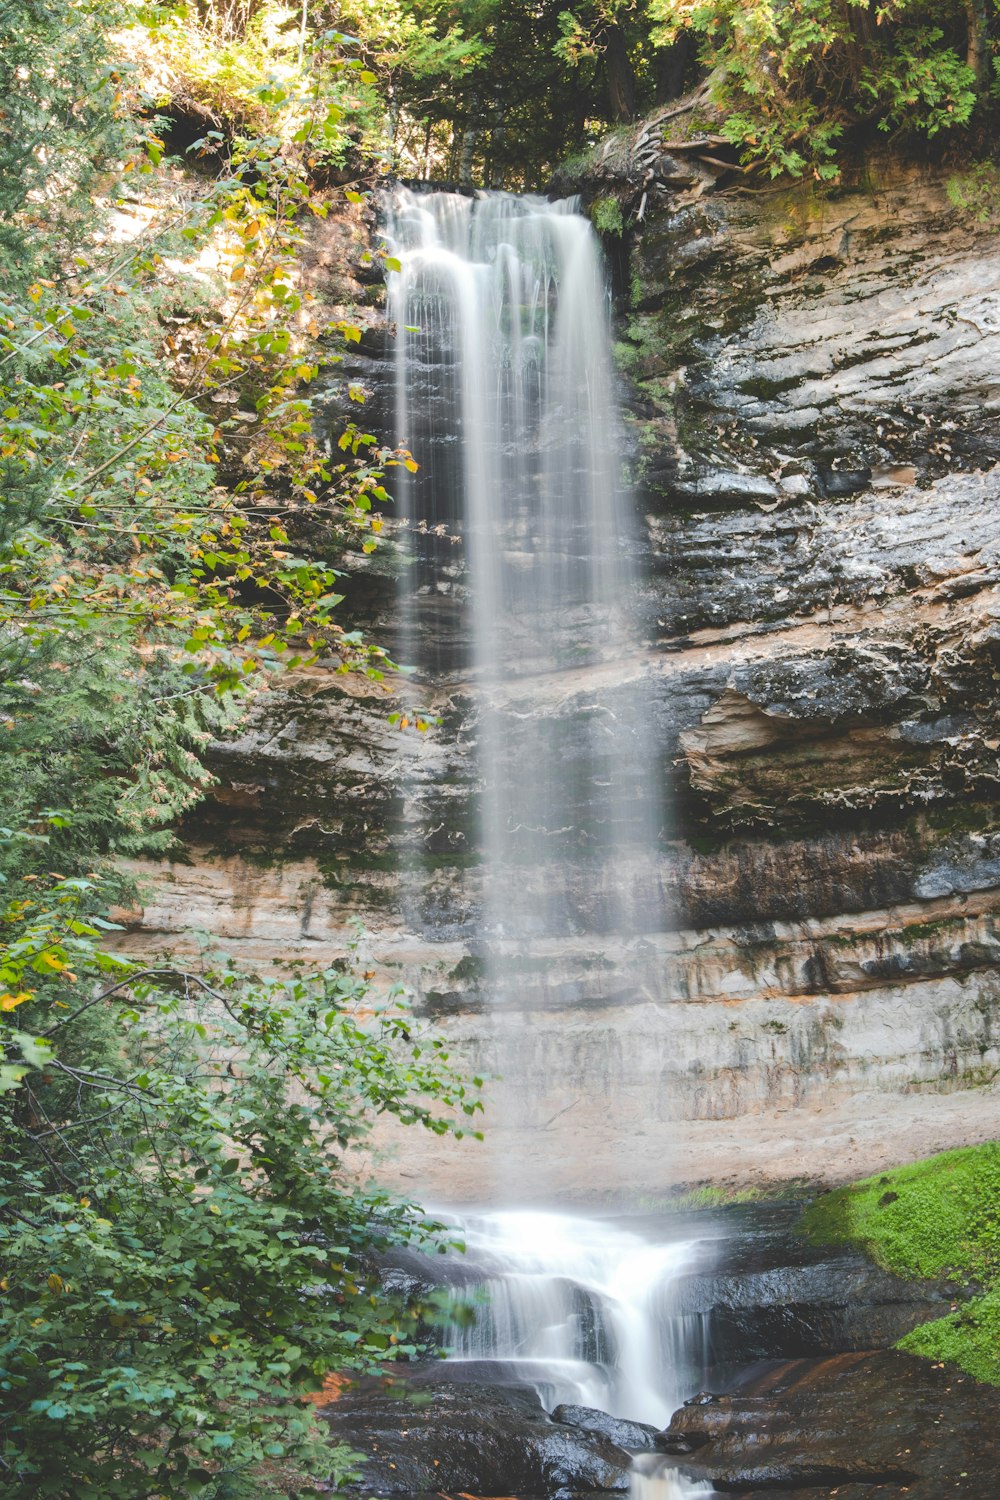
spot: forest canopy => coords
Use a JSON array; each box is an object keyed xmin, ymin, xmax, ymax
[{"xmin": 322, "ymin": 0, "xmax": 1000, "ymax": 181}]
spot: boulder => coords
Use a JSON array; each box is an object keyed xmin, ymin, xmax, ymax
[
  {"xmin": 322, "ymin": 1379, "xmax": 633, "ymax": 1496},
  {"xmin": 660, "ymin": 1349, "xmax": 1000, "ymax": 1497},
  {"xmin": 551, "ymin": 1401, "xmax": 659, "ymax": 1450}
]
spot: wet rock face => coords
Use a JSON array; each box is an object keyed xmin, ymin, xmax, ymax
[
  {"xmin": 660, "ymin": 1349, "xmax": 1000, "ymax": 1498},
  {"xmin": 669, "ymin": 1204, "xmax": 958, "ymax": 1365},
  {"xmin": 551, "ymin": 1403, "xmax": 659, "ymax": 1451},
  {"xmin": 322, "ymin": 1380, "xmax": 633, "ymax": 1495},
  {"xmin": 118, "ymin": 161, "xmax": 1000, "ymax": 1195}
]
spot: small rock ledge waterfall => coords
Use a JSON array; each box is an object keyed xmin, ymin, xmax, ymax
[
  {"xmin": 383, "ymin": 186, "xmax": 663, "ymax": 1197},
  {"xmin": 438, "ymin": 1210, "xmax": 707, "ymax": 1427},
  {"xmin": 383, "ymin": 192, "xmax": 708, "ymax": 1497}
]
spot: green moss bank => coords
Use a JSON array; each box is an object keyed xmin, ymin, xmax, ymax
[{"xmin": 802, "ymin": 1142, "xmax": 1000, "ymax": 1383}]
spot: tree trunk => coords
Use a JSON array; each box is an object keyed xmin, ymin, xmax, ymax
[
  {"xmin": 966, "ymin": 1, "xmax": 991, "ymax": 89},
  {"xmin": 458, "ymin": 91, "xmax": 480, "ymax": 187},
  {"xmin": 654, "ymin": 31, "xmax": 694, "ymax": 103},
  {"xmin": 489, "ymin": 126, "xmax": 506, "ymax": 189},
  {"xmin": 604, "ymin": 23, "xmax": 636, "ymax": 122}
]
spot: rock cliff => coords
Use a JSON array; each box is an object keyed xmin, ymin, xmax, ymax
[{"xmin": 119, "ymin": 157, "xmax": 1000, "ymax": 1198}]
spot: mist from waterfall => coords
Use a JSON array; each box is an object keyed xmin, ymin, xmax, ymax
[{"xmin": 383, "ymin": 187, "xmax": 662, "ymax": 1199}]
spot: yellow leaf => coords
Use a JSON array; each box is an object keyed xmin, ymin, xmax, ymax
[
  {"xmin": 47, "ymin": 1274, "xmax": 63, "ymax": 1295},
  {"xmin": 403, "ymin": 458, "xmax": 419, "ymax": 473},
  {"xmin": 0, "ymin": 992, "xmax": 31, "ymax": 1011}
]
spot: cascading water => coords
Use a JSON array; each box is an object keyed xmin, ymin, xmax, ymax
[
  {"xmin": 383, "ymin": 192, "xmax": 709, "ymax": 1496},
  {"xmin": 383, "ymin": 187, "xmax": 663, "ymax": 1200},
  {"xmin": 438, "ymin": 1210, "xmax": 706, "ymax": 1428}
]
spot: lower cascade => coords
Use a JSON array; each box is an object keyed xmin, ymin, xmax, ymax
[
  {"xmin": 629, "ymin": 1456, "xmax": 716, "ymax": 1500},
  {"xmin": 430, "ymin": 1210, "xmax": 717, "ymax": 1497},
  {"xmin": 440, "ymin": 1211, "xmax": 707, "ymax": 1428}
]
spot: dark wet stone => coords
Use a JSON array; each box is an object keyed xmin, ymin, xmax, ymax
[
  {"xmin": 323, "ymin": 1380, "xmax": 633, "ymax": 1496},
  {"xmin": 551, "ymin": 1402, "xmax": 659, "ymax": 1450},
  {"xmin": 662, "ymin": 1349, "xmax": 1000, "ymax": 1498},
  {"xmin": 669, "ymin": 1202, "xmax": 954, "ymax": 1364}
]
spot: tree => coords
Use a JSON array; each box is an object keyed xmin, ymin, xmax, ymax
[
  {"xmin": 0, "ymin": 889, "xmax": 479, "ymax": 1498},
  {"xmin": 0, "ymin": 2, "xmax": 480, "ymax": 1494},
  {"xmin": 649, "ymin": 0, "xmax": 998, "ymax": 177}
]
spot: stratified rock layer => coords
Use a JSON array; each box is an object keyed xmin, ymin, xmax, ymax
[{"xmin": 120, "ymin": 160, "xmax": 1000, "ymax": 1195}]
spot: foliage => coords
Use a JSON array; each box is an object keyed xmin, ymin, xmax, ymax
[
  {"xmin": 803, "ymin": 1142, "xmax": 1000, "ymax": 1383},
  {"xmin": 325, "ymin": 0, "xmax": 489, "ymax": 165},
  {"xmin": 899, "ymin": 1287, "xmax": 1000, "ymax": 1383},
  {"xmin": 0, "ymin": 884, "xmax": 481, "ymax": 1497},
  {"xmin": 0, "ymin": 0, "xmax": 129, "ymax": 271},
  {"xmin": 648, "ymin": 0, "xmax": 995, "ymax": 177},
  {"xmin": 328, "ymin": 0, "xmax": 683, "ymax": 185},
  {"xmin": 285, "ymin": 0, "xmax": 1000, "ymax": 187},
  {"xmin": 947, "ymin": 159, "xmax": 1000, "ymax": 218},
  {"xmin": 0, "ymin": 0, "xmax": 481, "ymax": 1494},
  {"xmin": 590, "ymin": 194, "xmax": 626, "ymax": 235}
]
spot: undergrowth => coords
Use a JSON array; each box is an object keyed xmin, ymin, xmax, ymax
[{"xmin": 802, "ymin": 1142, "xmax": 1000, "ymax": 1383}]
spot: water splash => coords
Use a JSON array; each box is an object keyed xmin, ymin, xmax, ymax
[
  {"xmin": 437, "ymin": 1209, "xmax": 707, "ymax": 1429},
  {"xmin": 631, "ymin": 1453, "xmax": 716, "ymax": 1500}
]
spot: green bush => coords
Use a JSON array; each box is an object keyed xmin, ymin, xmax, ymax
[
  {"xmin": 591, "ymin": 194, "xmax": 625, "ymax": 235},
  {"xmin": 649, "ymin": 0, "xmax": 992, "ymax": 177}
]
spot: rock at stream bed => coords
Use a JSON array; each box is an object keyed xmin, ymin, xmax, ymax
[
  {"xmin": 322, "ymin": 1380, "xmax": 633, "ymax": 1496},
  {"xmin": 661, "ymin": 1349, "xmax": 1000, "ymax": 1497},
  {"xmin": 551, "ymin": 1401, "xmax": 659, "ymax": 1450}
]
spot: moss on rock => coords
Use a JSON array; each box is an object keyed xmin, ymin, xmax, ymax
[{"xmin": 802, "ymin": 1142, "xmax": 1000, "ymax": 1382}]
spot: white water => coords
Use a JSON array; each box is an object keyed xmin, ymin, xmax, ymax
[
  {"xmin": 384, "ymin": 188, "xmax": 663, "ymax": 1199},
  {"xmin": 631, "ymin": 1454, "xmax": 716, "ymax": 1500},
  {"xmin": 438, "ymin": 1209, "xmax": 707, "ymax": 1430},
  {"xmin": 384, "ymin": 190, "xmax": 706, "ymax": 1494}
]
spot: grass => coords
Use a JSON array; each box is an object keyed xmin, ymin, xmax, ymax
[{"xmin": 802, "ymin": 1142, "xmax": 1000, "ymax": 1383}]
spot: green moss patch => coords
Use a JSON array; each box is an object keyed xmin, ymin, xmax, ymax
[
  {"xmin": 899, "ymin": 1286, "xmax": 1000, "ymax": 1384},
  {"xmin": 803, "ymin": 1142, "xmax": 1000, "ymax": 1382}
]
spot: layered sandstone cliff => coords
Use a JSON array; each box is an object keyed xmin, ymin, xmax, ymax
[{"xmin": 119, "ymin": 158, "xmax": 1000, "ymax": 1198}]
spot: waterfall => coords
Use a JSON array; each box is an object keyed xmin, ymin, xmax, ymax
[
  {"xmin": 382, "ymin": 191, "xmax": 711, "ymax": 1500},
  {"xmin": 437, "ymin": 1209, "xmax": 707, "ymax": 1427},
  {"xmin": 383, "ymin": 187, "xmax": 662, "ymax": 1199}
]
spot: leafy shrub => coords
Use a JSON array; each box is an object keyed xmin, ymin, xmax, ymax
[
  {"xmin": 591, "ymin": 194, "xmax": 626, "ymax": 235},
  {"xmin": 649, "ymin": 0, "xmax": 991, "ymax": 176}
]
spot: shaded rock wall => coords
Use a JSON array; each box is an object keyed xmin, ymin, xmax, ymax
[{"xmin": 121, "ymin": 161, "xmax": 1000, "ymax": 1197}]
